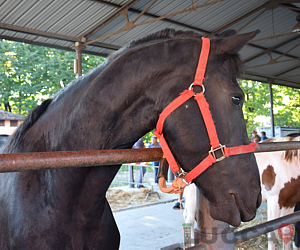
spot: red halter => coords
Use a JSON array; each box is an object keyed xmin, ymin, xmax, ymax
[{"xmin": 154, "ymin": 37, "xmax": 258, "ymax": 184}]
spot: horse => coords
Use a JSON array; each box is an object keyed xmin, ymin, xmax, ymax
[
  {"xmin": 256, "ymin": 136, "xmax": 300, "ymax": 250},
  {"xmin": 0, "ymin": 28, "xmax": 261, "ymax": 249}
]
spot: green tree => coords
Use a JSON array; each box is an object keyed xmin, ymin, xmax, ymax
[
  {"xmin": 0, "ymin": 40, "xmax": 105, "ymax": 115},
  {"xmin": 240, "ymin": 80, "xmax": 300, "ymax": 138}
]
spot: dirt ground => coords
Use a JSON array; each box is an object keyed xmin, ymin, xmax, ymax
[
  {"xmin": 107, "ymin": 187, "xmax": 290, "ymax": 249},
  {"xmin": 106, "ymin": 187, "xmax": 163, "ymax": 211},
  {"xmin": 235, "ymin": 208, "xmax": 286, "ymax": 250}
]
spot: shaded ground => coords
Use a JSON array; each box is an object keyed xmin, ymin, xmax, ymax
[{"xmin": 108, "ymin": 187, "xmax": 290, "ymax": 249}]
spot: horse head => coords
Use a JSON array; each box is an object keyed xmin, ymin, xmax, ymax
[{"xmin": 158, "ymin": 30, "xmax": 261, "ymax": 227}]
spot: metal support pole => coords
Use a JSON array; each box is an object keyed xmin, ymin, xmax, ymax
[
  {"xmin": 167, "ymin": 166, "xmax": 174, "ymax": 183},
  {"xmin": 193, "ymin": 189, "xmax": 235, "ymax": 250},
  {"xmin": 268, "ymin": 79, "xmax": 275, "ymax": 137},
  {"xmin": 73, "ymin": 42, "xmax": 86, "ymax": 77},
  {"xmin": 129, "ymin": 165, "xmax": 135, "ymax": 188}
]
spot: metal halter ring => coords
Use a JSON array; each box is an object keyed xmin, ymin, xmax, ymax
[{"xmin": 189, "ymin": 83, "xmax": 205, "ymax": 96}]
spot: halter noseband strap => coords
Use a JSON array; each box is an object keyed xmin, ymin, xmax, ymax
[{"xmin": 154, "ymin": 37, "xmax": 258, "ymax": 184}]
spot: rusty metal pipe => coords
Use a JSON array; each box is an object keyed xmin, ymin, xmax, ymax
[
  {"xmin": 1, "ymin": 141, "xmax": 300, "ymax": 173},
  {"xmin": 235, "ymin": 210, "xmax": 300, "ymax": 244},
  {"xmin": 0, "ymin": 148, "xmax": 163, "ymax": 173},
  {"xmin": 255, "ymin": 141, "xmax": 300, "ymax": 153}
]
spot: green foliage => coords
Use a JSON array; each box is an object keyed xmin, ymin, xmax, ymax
[
  {"xmin": 240, "ymin": 80, "xmax": 300, "ymax": 138},
  {"xmin": 142, "ymin": 130, "xmax": 155, "ymax": 146},
  {"xmin": 0, "ymin": 39, "xmax": 105, "ymax": 115}
]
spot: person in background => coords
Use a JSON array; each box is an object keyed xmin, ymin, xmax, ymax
[
  {"xmin": 260, "ymin": 131, "xmax": 268, "ymax": 141},
  {"xmin": 133, "ymin": 138, "xmax": 145, "ymax": 188},
  {"xmin": 147, "ymin": 136, "xmax": 160, "ymax": 185},
  {"xmin": 251, "ymin": 130, "xmax": 261, "ymax": 143}
]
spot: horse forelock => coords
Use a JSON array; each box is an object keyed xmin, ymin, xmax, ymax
[{"xmin": 0, "ymin": 99, "xmax": 52, "ymax": 154}]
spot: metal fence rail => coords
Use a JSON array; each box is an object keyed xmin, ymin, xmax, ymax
[
  {"xmin": 1, "ymin": 141, "xmax": 300, "ymax": 173},
  {"xmin": 0, "ymin": 148, "xmax": 163, "ymax": 173},
  {"xmin": 235, "ymin": 210, "xmax": 300, "ymax": 244}
]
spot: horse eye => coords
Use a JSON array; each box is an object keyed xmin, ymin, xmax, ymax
[{"xmin": 231, "ymin": 96, "xmax": 241, "ymax": 106}]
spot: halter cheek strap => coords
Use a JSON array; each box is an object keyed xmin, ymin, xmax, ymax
[{"xmin": 154, "ymin": 37, "xmax": 258, "ymax": 184}]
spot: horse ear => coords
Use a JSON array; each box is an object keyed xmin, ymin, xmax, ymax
[
  {"xmin": 217, "ymin": 30, "xmax": 260, "ymax": 54},
  {"xmin": 215, "ymin": 30, "xmax": 237, "ymax": 39}
]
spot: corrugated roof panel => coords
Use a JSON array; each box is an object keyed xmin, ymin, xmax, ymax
[
  {"xmin": 229, "ymin": 7, "xmax": 297, "ymax": 48},
  {"xmin": 3, "ymin": 0, "xmax": 40, "ymax": 25},
  {"xmin": 56, "ymin": 3, "xmax": 100, "ymax": 36},
  {"xmin": 278, "ymin": 40, "xmax": 300, "ymax": 58},
  {"xmin": 0, "ymin": 0, "xmax": 299, "ymax": 87},
  {"xmin": 13, "ymin": 1, "xmax": 52, "ymax": 27},
  {"xmin": 239, "ymin": 45, "xmax": 262, "ymax": 61},
  {"xmin": 244, "ymin": 54, "xmax": 272, "ymax": 69},
  {"xmin": 0, "ymin": 0, "xmax": 25, "ymax": 23},
  {"xmin": 249, "ymin": 55, "xmax": 298, "ymax": 76},
  {"xmin": 280, "ymin": 67, "xmax": 300, "ymax": 80},
  {"xmin": 202, "ymin": 1, "xmax": 265, "ymax": 31},
  {"xmin": 26, "ymin": 1, "xmax": 72, "ymax": 29}
]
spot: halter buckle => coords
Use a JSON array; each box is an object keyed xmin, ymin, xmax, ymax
[{"xmin": 209, "ymin": 144, "xmax": 226, "ymax": 162}]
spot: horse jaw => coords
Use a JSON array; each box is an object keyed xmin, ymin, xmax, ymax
[
  {"xmin": 208, "ymin": 191, "xmax": 262, "ymax": 228},
  {"xmin": 193, "ymin": 155, "xmax": 262, "ymax": 228}
]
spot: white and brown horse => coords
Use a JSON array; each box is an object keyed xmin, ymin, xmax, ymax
[
  {"xmin": 256, "ymin": 136, "xmax": 300, "ymax": 250},
  {"xmin": 184, "ymin": 136, "xmax": 300, "ymax": 249}
]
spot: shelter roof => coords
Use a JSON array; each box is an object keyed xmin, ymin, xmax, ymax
[
  {"xmin": 0, "ymin": 0, "xmax": 300, "ymax": 87},
  {"xmin": 0, "ymin": 110, "xmax": 25, "ymax": 121}
]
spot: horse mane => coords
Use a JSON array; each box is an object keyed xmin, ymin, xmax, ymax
[
  {"xmin": 126, "ymin": 29, "xmax": 201, "ymax": 48},
  {"xmin": 0, "ymin": 99, "xmax": 52, "ymax": 154},
  {"xmin": 262, "ymin": 136, "xmax": 300, "ymax": 162},
  {"xmin": 126, "ymin": 28, "xmax": 243, "ymax": 79}
]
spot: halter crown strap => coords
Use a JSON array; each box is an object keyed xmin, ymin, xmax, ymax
[
  {"xmin": 155, "ymin": 37, "xmax": 258, "ymax": 183},
  {"xmin": 193, "ymin": 37, "xmax": 210, "ymax": 86}
]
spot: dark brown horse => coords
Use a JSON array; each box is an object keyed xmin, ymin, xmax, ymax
[{"xmin": 0, "ymin": 29, "xmax": 261, "ymax": 249}]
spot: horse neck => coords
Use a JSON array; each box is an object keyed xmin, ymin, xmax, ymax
[
  {"xmin": 45, "ymin": 39, "xmax": 202, "ymax": 151},
  {"xmin": 15, "ymin": 39, "xmax": 201, "ymax": 212}
]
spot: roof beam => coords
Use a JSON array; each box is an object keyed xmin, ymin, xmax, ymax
[
  {"xmin": 88, "ymin": 0, "xmax": 211, "ymax": 36},
  {"xmin": 211, "ymin": 2, "xmax": 267, "ymax": 35},
  {"xmin": 0, "ymin": 22, "xmax": 119, "ymax": 51},
  {"xmin": 84, "ymin": 0, "xmax": 221, "ymax": 45},
  {"xmin": 84, "ymin": 0, "xmax": 141, "ymax": 39},
  {"xmin": 244, "ymin": 35, "xmax": 300, "ymax": 63},
  {"xmin": 275, "ymin": 63, "xmax": 300, "ymax": 77},
  {"xmin": 245, "ymin": 70, "xmax": 300, "ymax": 88},
  {"xmin": 0, "ymin": 22, "xmax": 82, "ymax": 43},
  {"xmin": 279, "ymin": 3, "xmax": 300, "ymax": 13},
  {"xmin": 0, "ymin": 35, "xmax": 109, "ymax": 57},
  {"xmin": 211, "ymin": 1, "xmax": 300, "ymax": 36}
]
